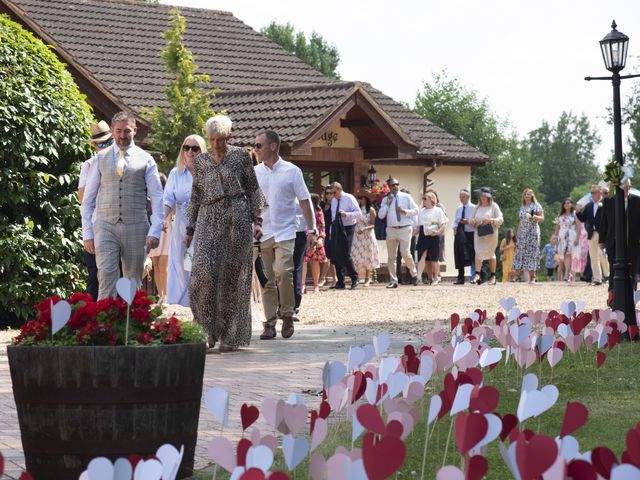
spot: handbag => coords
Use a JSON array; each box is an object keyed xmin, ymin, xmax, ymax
[
  {"xmin": 477, "ymin": 223, "xmax": 494, "ymax": 237},
  {"xmin": 254, "ymin": 242, "xmax": 269, "ymax": 287}
]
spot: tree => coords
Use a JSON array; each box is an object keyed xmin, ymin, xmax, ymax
[
  {"xmin": 527, "ymin": 112, "xmax": 600, "ymax": 205},
  {"xmin": 261, "ymin": 21, "xmax": 341, "ymax": 80},
  {"xmin": 0, "ymin": 15, "xmax": 93, "ymax": 325},
  {"xmin": 144, "ymin": 8, "xmax": 216, "ymax": 173},
  {"xmin": 413, "ymin": 70, "xmax": 545, "ymax": 247}
]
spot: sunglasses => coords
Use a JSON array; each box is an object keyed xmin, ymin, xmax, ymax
[
  {"xmin": 389, "ymin": 183, "xmax": 399, "ymax": 187},
  {"xmin": 96, "ymin": 138, "xmax": 113, "ymax": 149},
  {"xmin": 182, "ymin": 145, "xmax": 201, "ymax": 153},
  {"xmin": 253, "ymin": 142, "xmax": 267, "ymax": 150}
]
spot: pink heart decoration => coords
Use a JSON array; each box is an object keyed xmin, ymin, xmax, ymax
[
  {"xmin": 547, "ymin": 347, "xmax": 564, "ymax": 368},
  {"xmin": 310, "ymin": 418, "xmax": 328, "ymax": 452},
  {"xmin": 309, "ymin": 453, "xmax": 326, "ymax": 480},
  {"xmin": 208, "ymin": 437, "xmax": 236, "ymax": 472},
  {"xmin": 262, "ymin": 398, "xmax": 285, "ymax": 430},
  {"xmin": 282, "ymin": 403, "xmax": 308, "ymax": 437},
  {"xmin": 328, "ymin": 382, "xmax": 347, "ymax": 412},
  {"xmin": 436, "ymin": 466, "xmax": 464, "ymax": 480},
  {"xmin": 387, "ymin": 411, "xmax": 415, "ymax": 440}
]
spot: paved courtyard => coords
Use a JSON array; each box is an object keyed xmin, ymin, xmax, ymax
[{"xmin": 0, "ymin": 281, "xmax": 607, "ymax": 478}]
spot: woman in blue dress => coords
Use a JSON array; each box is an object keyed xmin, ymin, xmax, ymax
[{"xmin": 163, "ymin": 134, "xmax": 207, "ymax": 306}]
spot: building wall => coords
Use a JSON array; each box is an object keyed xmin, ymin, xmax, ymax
[{"xmin": 373, "ymin": 164, "xmax": 472, "ymax": 277}]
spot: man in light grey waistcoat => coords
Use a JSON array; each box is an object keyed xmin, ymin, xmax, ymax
[{"xmin": 81, "ymin": 111, "xmax": 164, "ymax": 299}]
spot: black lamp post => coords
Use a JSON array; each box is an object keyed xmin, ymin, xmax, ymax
[
  {"xmin": 586, "ymin": 21, "xmax": 640, "ymax": 326},
  {"xmin": 367, "ymin": 165, "xmax": 377, "ymax": 188}
]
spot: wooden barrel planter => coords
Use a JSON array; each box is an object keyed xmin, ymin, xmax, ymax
[{"xmin": 7, "ymin": 342, "xmax": 206, "ymax": 480}]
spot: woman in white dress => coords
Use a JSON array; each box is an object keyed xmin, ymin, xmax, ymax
[
  {"xmin": 163, "ymin": 134, "xmax": 207, "ymax": 306},
  {"xmin": 416, "ymin": 191, "xmax": 448, "ymax": 284},
  {"xmin": 470, "ymin": 187, "xmax": 504, "ymax": 285}
]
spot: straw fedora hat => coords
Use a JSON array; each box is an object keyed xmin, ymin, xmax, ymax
[{"xmin": 90, "ymin": 120, "xmax": 112, "ymax": 143}]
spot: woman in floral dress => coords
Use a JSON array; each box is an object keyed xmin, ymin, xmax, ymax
[
  {"xmin": 512, "ymin": 188, "xmax": 544, "ymax": 283},
  {"xmin": 351, "ymin": 193, "xmax": 379, "ymax": 286},
  {"xmin": 301, "ymin": 193, "xmax": 327, "ymax": 293},
  {"xmin": 554, "ymin": 198, "xmax": 582, "ymax": 282}
]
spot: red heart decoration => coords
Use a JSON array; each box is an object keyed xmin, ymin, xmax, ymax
[
  {"xmin": 462, "ymin": 317, "xmax": 473, "ymax": 335},
  {"xmin": 241, "ymin": 403, "xmax": 260, "ymax": 431},
  {"xmin": 240, "ymin": 468, "xmax": 266, "ymax": 480},
  {"xmin": 553, "ymin": 339, "xmax": 566, "ymax": 351},
  {"xmin": 466, "ymin": 454, "xmax": 489, "ymax": 480},
  {"xmin": 515, "ymin": 433, "xmax": 558, "ymax": 480},
  {"xmin": 404, "ymin": 344, "xmax": 416, "ymax": 358},
  {"xmin": 597, "ymin": 351, "xmax": 606, "ymax": 369},
  {"xmin": 567, "ymin": 459, "xmax": 596, "ymax": 480},
  {"xmin": 451, "ymin": 313, "xmax": 461, "ymax": 331},
  {"xmin": 362, "ymin": 432, "xmax": 406, "ymax": 480},
  {"xmin": 465, "ymin": 368, "xmax": 484, "ymax": 386},
  {"xmin": 442, "ymin": 373, "xmax": 458, "ymax": 404},
  {"xmin": 625, "ymin": 427, "xmax": 640, "ymax": 468},
  {"xmin": 500, "ymin": 413, "xmax": 518, "ymax": 441},
  {"xmin": 386, "ymin": 419, "xmax": 404, "ymax": 438},
  {"xmin": 127, "ymin": 454, "xmax": 143, "ymax": 471},
  {"xmin": 454, "ymin": 412, "xmax": 488, "ymax": 456},
  {"xmin": 402, "ymin": 354, "xmax": 420, "ymax": 374},
  {"xmin": 607, "ymin": 329, "xmax": 621, "ymax": 350},
  {"xmin": 495, "ymin": 311, "xmax": 505, "ymax": 326},
  {"xmin": 376, "ymin": 383, "xmax": 388, "ymax": 403},
  {"xmin": 19, "ymin": 473, "xmax": 34, "ymax": 480},
  {"xmin": 268, "ymin": 473, "xmax": 290, "ymax": 480},
  {"xmin": 560, "ymin": 402, "xmax": 589, "ymax": 438},
  {"xmin": 351, "ymin": 371, "xmax": 366, "ymax": 403},
  {"xmin": 236, "ymin": 438, "xmax": 252, "ymax": 466},
  {"xmin": 438, "ymin": 392, "xmax": 452, "ymax": 419},
  {"xmin": 357, "ymin": 404, "xmax": 387, "ymax": 435},
  {"xmin": 629, "ymin": 325, "xmax": 639, "ymax": 340},
  {"xmin": 509, "ymin": 427, "xmax": 522, "ymax": 443},
  {"xmin": 591, "ymin": 447, "xmax": 618, "ymax": 478},
  {"xmin": 469, "ymin": 385, "xmax": 500, "ymax": 414},
  {"xmin": 310, "ymin": 410, "xmax": 318, "ymax": 434},
  {"xmin": 319, "ymin": 401, "xmax": 331, "ymax": 419},
  {"xmin": 0, "ymin": 451, "xmax": 4, "ymax": 477}
]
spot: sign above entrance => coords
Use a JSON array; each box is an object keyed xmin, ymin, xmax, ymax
[{"xmin": 320, "ymin": 131, "xmax": 338, "ymax": 147}]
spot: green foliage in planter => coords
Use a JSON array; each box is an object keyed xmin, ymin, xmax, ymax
[{"xmin": 0, "ymin": 15, "xmax": 93, "ymax": 326}]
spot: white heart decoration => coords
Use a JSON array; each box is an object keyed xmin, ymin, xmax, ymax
[
  {"xmin": 509, "ymin": 323, "xmax": 531, "ymax": 346},
  {"xmin": 246, "ymin": 445, "xmax": 274, "ymax": 473},
  {"xmin": 347, "ymin": 346, "xmax": 366, "ymax": 370},
  {"xmin": 386, "ymin": 371, "xmax": 409, "ymax": 399},
  {"xmin": 364, "ymin": 377, "xmax": 380, "ymax": 405},
  {"xmin": 471, "ymin": 413, "xmax": 502, "ymax": 451},
  {"xmin": 416, "ymin": 354, "xmax": 434, "ymax": 384},
  {"xmin": 322, "ymin": 361, "xmax": 347, "ymax": 390},
  {"xmin": 540, "ymin": 384, "xmax": 559, "ymax": 412},
  {"xmin": 362, "ymin": 344, "xmax": 376, "ymax": 364},
  {"xmin": 204, "ymin": 387, "xmax": 229, "ymax": 427},
  {"xmin": 479, "ymin": 347, "xmax": 503, "ymax": 368},
  {"xmin": 310, "ymin": 418, "xmax": 328, "ymax": 452},
  {"xmin": 557, "ymin": 323, "xmax": 573, "ymax": 339},
  {"xmin": 453, "ymin": 341, "xmax": 472, "ymax": 363},
  {"xmin": 428, "ymin": 394, "xmax": 442, "ymax": 424},
  {"xmin": 87, "ymin": 457, "xmax": 114, "ymax": 480},
  {"xmin": 468, "ymin": 311, "xmax": 480, "ymax": 322},
  {"xmin": 450, "ymin": 383, "xmax": 473, "ymax": 415},
  {"xmin": 352, "ymin": 412, "xmax": 365, "ymax": 442},
  {"xmin": 287, "ymin": 394, "xmax": 305, "ymax": 405},
  {"xmin": 114, "ymin": 457, "xmax": 134, "ymax": 480},
  {"xmin": 634, "ymin": 290, "xmax": 640, "ymax": 305},
  {"xmin": 116, "ymin": 277, "xmax": 137, "ymax": 305},
  {"xmin": 507, "ymin": 308, "xmax": 521, "ymax": 323},
  {"xmin": 378, "ymin": 356, "xmax": 400, "ymax": 383},
  {"xmin": 538, "ymin": 335, "xmax": 554, "ymax": 356},
  {"xmin": 133, "ymin": 459, "xmax": 163, "ymax": 480},
  {"xmin": 499, "ymin": 297, "xmax": 517, "ymax": 312},
  {"xmin": 51, "ymin": 300, "xmax": 71, "ymax": 335},
  {"xmin": 561, "ymin": 300, "xmax": 576, "ymax": 317},
  {"xmin": 282, "ymin": 434, "xmax": 309, "ymax": 470},
  {"xmin": 155, "ymin": 443, "xmax": 183, "ymax": 480},
  {"xmin": 499, "ymin": 442, "xmax": 520, "ymax": 479},
  {"xmin": 547, "ymin": 347, "xmax": 564, "ymax": 368},
  {"xmin": 611, "ymin": 464, "xmax": 640, "ymax": 480},
  {"xmin": 558, "ymin": 435, "xmax": 580, "ymax": 461},
  {"xmin": 373, "ymin": 333, "xmax": 391, "ymax": 357}
]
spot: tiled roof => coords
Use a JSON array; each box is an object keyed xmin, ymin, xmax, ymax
[
  {"xmin": 4, "ymin": 0, "xmax": 489, "ymax": 164},
  {"xmin": 215, "ymin": 82, "xmax": 489, "ymax": 163},
  {"xmin": 7, "ymin": 0, "xmax": 327, "ymax": 113}
]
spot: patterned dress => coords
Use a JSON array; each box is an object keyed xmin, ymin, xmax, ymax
[
  {"xmin": 351, "ymin": 207, "xmax": 380, "ymax": 271},
  {"xmin": 305, "ymin": 207, "xmax": 327, "ymax": 263},
  {"xmin": 556, "ymin": 213, "xmax": 578, "ymax": 255},
  {"xmin": 512, "ymin": 203, "xmax": 542, "ymax": 270},
  {"xmin": 186, "ymin": 147, "xmax": 265, "ymax": 347}
]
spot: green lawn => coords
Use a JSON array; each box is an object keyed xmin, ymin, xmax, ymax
[{"xmin": 192, "ymin": 341, "xmax": 640, "ymax": 479}]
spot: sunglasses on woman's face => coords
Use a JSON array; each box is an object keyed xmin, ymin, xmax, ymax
[{"xmin": 182, "ymin": 145, "xmax": 201, "ymax": 153}]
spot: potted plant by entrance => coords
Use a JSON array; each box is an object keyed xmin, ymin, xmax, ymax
[{"xmin": 8, "ymin": 287, "xmax": 206, "ymax": 480}]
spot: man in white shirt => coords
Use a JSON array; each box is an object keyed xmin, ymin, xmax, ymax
[
  {"xmin": 253, "ymin": 130, "xmax": 316, "ymax": 340},
  {"xmin": 329, "ymin": 182, "xmax": 361, "ymax": 289},
  {"xmin": 452, "ymin": 189, "xmax": 476, "ymax": 284},
  {"xmin": 81, "ymin": 112, "xmax": 164, "ymax": 299},
  {"xmin": 77, "ymin": 121, "xmax": 114, "ymax": 299},
  {"xmin": 378, "ymin": 178, "xmax": 419, "ymax": 288}
]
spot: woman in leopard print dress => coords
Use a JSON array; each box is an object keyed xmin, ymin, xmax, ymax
[{"xmin": 185, "ymin": 116, "xmax": 265, "ymax": 352}]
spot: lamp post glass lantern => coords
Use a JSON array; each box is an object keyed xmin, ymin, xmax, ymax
[
  {"xmin": 599, "ymin": 21, "xmax": 629, "ymax": 72},
  {"xmin": 367, "ymin": 165, "xmax": 377, "ymax": 187}
]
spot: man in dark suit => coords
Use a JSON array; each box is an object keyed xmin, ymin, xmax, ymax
[
  {"xmin": 599, "ymin": 184, "xmax": 640, "ymax": 292},
  {"xmin": 576, "ymin": 185, "xmax": 609, "ymax": 285}
]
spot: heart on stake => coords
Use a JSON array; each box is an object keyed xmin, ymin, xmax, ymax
[
  {"xmin": 116, "ymin": 277, "xmax": 137, "ymax": 305},
  {"xmin": 362, "ymin": 432, "xmax": 406, "ymax": 480},
  {"xmin": 50, "ymin": 300, "xmax": 71, "ymax": 335},
  {"xmin": 205, "ymin": 387, "xmax": 229, "ymax": 427},
  {"xmin": 133, "ymin": 458, "xmax": 163, "ymax": 480},
  {"xmin": 515, "ymin": 433, "xmax": 558, "ymax": 480},
  {"xmin": 240, "ymin": 404, "xmax": 260, "ymax": 432},
  {"xmin": 454, "ymin": 412, "xmax": 488, "ymax": 456},
  {"xmin": 282, "ymin": 434, "xmax": 309, "ymax": 471},
  {"xmin": 155, "ymin": 444, "xmax": 184, "ymax": 480},
  {"xmin": 560, "ymin": 402, "xmax": 589, "ymax": 438},
  {"xmin": 207, "ymin": 437, "xmax": 236, "ymax": 473}
]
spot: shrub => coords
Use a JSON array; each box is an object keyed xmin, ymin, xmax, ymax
[{"xmin": 0, "ymin": 15, "xmax": 93, "ymax": 326}]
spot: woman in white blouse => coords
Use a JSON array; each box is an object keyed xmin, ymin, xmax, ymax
[
  {"xmin": 163, "ymin": 134, "xmax": 207, "ymax": 306},
  {"xmin": 416, "ymin": 191, "xmax": 448, "ymax": 285},
  {"xmin": 469, "ymin": 187, "xmax": 504, "ymax": 285}
]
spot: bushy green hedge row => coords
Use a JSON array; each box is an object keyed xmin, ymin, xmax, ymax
[{"xmin": 0, "ymin": 15, "xmax": 93, "ymax": 325}]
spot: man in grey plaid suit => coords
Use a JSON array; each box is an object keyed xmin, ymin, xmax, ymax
[{"xmin": 81, "ymin": 111, "xmax": 164, "ymax": 299}]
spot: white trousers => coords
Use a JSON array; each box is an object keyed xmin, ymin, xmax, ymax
[{"xmin": 385, "ymin": 226, "xmax": 416, "ymax": 282}]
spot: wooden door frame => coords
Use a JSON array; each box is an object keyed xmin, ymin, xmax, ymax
[{"xmin": 294, "ymin": 161, "xmax": 354, "ymax": 195}]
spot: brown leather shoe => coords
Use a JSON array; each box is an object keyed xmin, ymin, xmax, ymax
[
  {"xmin": 260, "ymin": 323, "xmax": 276, "ymax": 340},
  {"xmin": 281, "ymin": 315, "xmax": 295, "ymax": 339}
]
